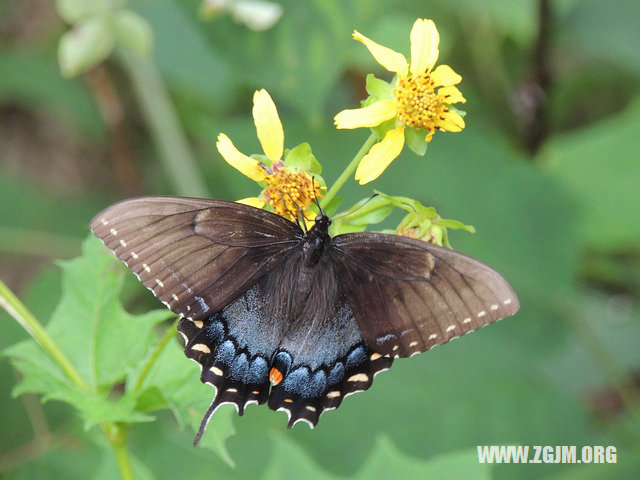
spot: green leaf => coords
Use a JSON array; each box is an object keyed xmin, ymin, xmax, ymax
[
  {"xmin": 263, "ymin": 434, "xmax": 492, "ymax": 480},
  {"xmin": 450, "ymin": 106, "xmax": 467, "ymax": 118},
  {"xmin": 355, "ymin": 438, "xmax": 492, "ymax": 480},
  {"xmin": 539, "ymin": 97, "xmax": 640, "ymax": 250},
  {"xmin": 51, "ymin": 237, "xmax": 171, "ymax": 388},
  {"xmin": 284, "ymin": 142, "xmax": 322, "ymax": 174},
  {"xmin": 129, "ymin": 333, "xmax": 237, "ymax": 467},
  {"xmin": 6, "ymin": 341, "xmax": 154, "ymax": 429},
  {"xmin": 329, "ymin": 219, "xmax": 367, "ymax": 236},
  {"xmin": 113, "ymin": 9, "xmax": 153, "ymax": 56},
  {"xmin": 335, "ymin": 195, "xmax": 393, "ymax": 226},
  {"xmin": 321, "ymin": 194, "xmax": 344, "ymax": 217},
  {"xmin": 404, "ymin": 126, "xmax": 429, "ymax": 156},
  {"xmin": 437, "ymin": 218, "xmax": 476, "ymax": 233},
  {"xmin": 3, "ymin": 235, "xmax": 171, "ymax": 429},
  {"xmin": 371, "ymin": 116, "xmax": 397, "ymax": 141},
  {"xmin": 58, "ymin": 18, "xmax": 115, "ymax": 78},
  {"xmin": 365, "ymin": 73, "xmax": 393, "ymax": 100}
]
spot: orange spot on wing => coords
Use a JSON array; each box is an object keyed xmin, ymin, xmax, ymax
[{"xmin": 269, "ymin": 367, "xmax": 283, "ymax": 386}]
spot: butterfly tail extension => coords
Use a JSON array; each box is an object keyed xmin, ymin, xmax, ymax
[{"xmin": 178, "ymin": 316, "xmax": 271, "ymax": 423}]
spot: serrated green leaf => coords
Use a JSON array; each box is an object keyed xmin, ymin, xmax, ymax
[
  {"xmin": 404, "ymin": 126, "xmax": 429, "ymax": 156},
  {"xmin": 58, "ymin": 18, "xmax": 115, "ymax": 78},
  {"xmin": 3, "ymin": 235, "xmax": 171, "ymax": 431},
  {"xmin": 355, "ymin": 438, "xmax": 491, "ymax": 480},
  {"xmin": 365, "ymin": 73, "xmax": 394, "ymax": 100},
  {"xmin": 6, "ymin": 341, "xmax": 154, "ymax": 429},
  {"xmin": 134, "ymin": 385, "xmax": 170, "ymax": 413},
  {"xmin": 48, "ymin": 236, "xmax": 171, "ymax": 388},
  {"xmin": 129, "ymin": 334, "xmax": 236, "ymax": 467},
  {"xmin": 263, "ymin": 434, "xmax": 491, "ymax": 480},
  {"xmin": 284, "ymin": 142, "xmax": 322, "ymax": 174},
  {"xmin": 113, "ymin": 10, "xmax": 153, "ymax": 56}
]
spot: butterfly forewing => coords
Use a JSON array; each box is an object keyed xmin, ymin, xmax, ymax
[
  {"xmin": 332, "ymin": 232, "xmax": 520, "ymax": 357},
  {"xmin": 90, "ymin": 197, "xmax": 303, "ymax": 319}
]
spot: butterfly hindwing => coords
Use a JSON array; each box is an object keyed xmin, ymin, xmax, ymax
[
  {"xmin": 90, "ymin": 197, "xmax": 302, "ymax": 320},
  {"xmin": 177, "ymin": 249, "xmax": 393, "ymax": 432},
  {"xmin": 331, "ymin": 232, "xmax": 520, "ymax": 357},
  {"xmin": 261, "ymin": 254, "xmax": 392, "ymax": 427}
]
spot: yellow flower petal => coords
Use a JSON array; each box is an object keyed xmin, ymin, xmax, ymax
[
  {"xmin": 437, "ymin": 86, "xmax": 466, "ymax": 104},
  {"xmin": 252, "ymin": 89, "xmax": 284, "ymax": 162},
  {"xmin": 438, "ymin": 110, "xmax": 465, "ymax": 132},
  {"xmin": 353, "ymin": 30, "xmax": 408, "ymax": 75},
  {"xmin": 430, "ymin": 64, "xmax": 462, "ymax": 87},
  {"xmin": 216, "ymin": 133, "xmax": 267, "ymax": 182},
  {"xmin": 410, "ymin": 19, "xmax": 439, "ymax": 74},
  {"xmin": 355, "ymin": 127, "xmax": 405, "ymax": 184},
  {"xmin": 236, "ymin": 197, "xmax": 266, "ymax": 208},
  {"xmin": 334, "ymin": 100, "xmax": 397, "ymax": 129}
]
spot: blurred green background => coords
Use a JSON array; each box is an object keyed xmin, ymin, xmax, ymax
[{"xmin": 1, "ymin": 0, "xmax": 639, "ymax": 479}]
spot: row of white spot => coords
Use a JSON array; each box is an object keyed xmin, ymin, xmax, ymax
[{"xmin": 380, "ymin": 298, "xmax": 513, "ymax": 356}]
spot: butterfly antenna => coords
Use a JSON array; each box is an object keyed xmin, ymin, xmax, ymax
[
  {"xmin": 284, "ymin": 191, "xmax": 308, "ymax": 232},
  {"xmin": 311, "ymin": 176, "xmax": 325, "ymax": 216},
  {"xmin": 333, "ymin": 193, "xmax": 380, "ymax": 220}
]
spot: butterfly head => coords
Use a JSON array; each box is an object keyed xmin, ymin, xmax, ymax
[{"xmin": 313, "ymin": 214, "xmax": 331, "ymax": 231}]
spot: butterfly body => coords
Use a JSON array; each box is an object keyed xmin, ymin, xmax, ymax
[{"xmin": 91, "ymin": 196, "xmax": 519, "ymax": 441}]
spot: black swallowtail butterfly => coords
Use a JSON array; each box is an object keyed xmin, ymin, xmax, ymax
[{"xmin": 91, "ymin": 196, "xmax": 519, "ymax": 444}]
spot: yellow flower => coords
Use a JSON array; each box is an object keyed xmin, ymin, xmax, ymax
[
  {"xmin": 334, "ymin": 19, "xmax": 466, "ymax": 184},
  {"xmin": 216, "ymin": 89, "xmax": 323, "ymax": 223}
]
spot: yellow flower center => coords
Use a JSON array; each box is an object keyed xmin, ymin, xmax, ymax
[
  {"xmin": 263, "ymin": 166, "xmax": 323, "ymax": 222},
  {"xmin": 394, "ymin": 73, "xmax": 444, "ymax": 131}
]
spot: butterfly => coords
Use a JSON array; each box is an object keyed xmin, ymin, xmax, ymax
[{"xmin": 91, "ymin": 196, "xmax": 519, "ymax": 444}]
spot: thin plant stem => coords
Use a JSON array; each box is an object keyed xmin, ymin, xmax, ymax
[
  {"xmin": 132, "ymin": 319, "xmax": 178, "ymax": 392},
  {"xmin": 1, "ymin": 279, "xmax": 137, "ymax": 480},
  {"xmin": 320, "ymin": 132, "xmax": 377, "ymax": 209},
  {"xmin": 0, "ymin": 279, "xmax": 89, "ymax": 392},
  {"xmin": 117, "ymin": 50, "xmax": 209, "ymax": 198},
  {"xmin": 103, "ymin": 424, "xmax": 134, "ymax": 480}
]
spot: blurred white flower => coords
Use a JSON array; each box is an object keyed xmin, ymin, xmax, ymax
[{"xmin": 201, "ymin": 0, "xmax": 283, "ymax": 31}]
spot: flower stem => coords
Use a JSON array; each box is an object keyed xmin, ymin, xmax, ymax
[
  {"xmin": 321, "ymin": 132, "xmax": 377, "ymax": 209},
  {"xmin": 117, "ymin": 50, "xmax": 209, "ymax": 198},
  {"xmin": 0, "ymin": 279, "xmax": 89, "ymax": 392},
  {"xmin": 103, "ymin": 423, "xmax": 134, "ymax": 480},
  {"xmin": 132, "ymin": 319, "xmax": 178, "ymax": 392}
]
